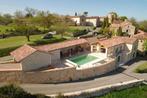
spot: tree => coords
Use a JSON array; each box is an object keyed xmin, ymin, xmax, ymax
[
  {"xmin": 14, "ymin": 19, "xmax": 36, "ymax": 41},
  {"xmin": 120, "ymin": 16, "xmax": 128, "ymax": 21},
  {"xmin": 102, "ymin": 17, "xmax": 109, "ymax": 28},
  {"xmin": 116, "ymin": 27, "xmax": 123, "ymax": 36},
  {"xmin": 129, "ymin": 17, "xmax": 139, "ymax": 28},
  {"xmin": 14, "ymin": 10, "xmax": 24, "ymax": 18},
  {"xmin": 103, "ymin": 28, "xmax": 112, "ymax": 38},
  {"xmin": 143, "ymin": 40, "xmax": 147, "ymax": 51},
  {"xmin": 139, "ymin": 20, "xmax": 147, "ymax": 32},
  {"xmin": 25, "ymin": 7, "xmax": 37, "ymax": 17},
  {"xmin": 51, "ymin": 21, "xmax": 68, "ymax": 38}
]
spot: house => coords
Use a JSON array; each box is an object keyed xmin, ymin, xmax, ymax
[
  {"xmin": 11, "ymin": 36, "xmax": 138, "ymax": 71},
  {"xmin": 110, "ymin": 20, "xmax": 136, "ymax": 36},
  {"xmin": 69, "ymin": 16, "xmax": 86, "ymax": 26},
  {"xmin": 132, "ymin": 30, "xmax": 147, "ymax": 55},
  {"xmin": 85, "ymin": 16, "xmax": 100, "ymax": 27},
  {"xmin": 11, "ymin": 39, "xmax": 89, "ymax": 71},
  {"xmin": 88, "ymin": 37, "xmax": 138, "ymax": 65}
]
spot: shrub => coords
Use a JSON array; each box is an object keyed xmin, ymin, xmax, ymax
[
  {"xmin": 73, "ymin": 29, "xmax": 88, "ymax": 37},
  {"xmin": 0, "ymin": 84, "xmax": 32, "ymax": 98},
  {"xmin": 0, "ymin": 46, "xmax": 19, "ymax": 57},
  {"xmin": 0, "ymin": 84, "xmax": 49, "ymax": 98},
  {"xmin": 135, "ymin": 62, "xmax": 147, "ymax": 73},
  {"xmin": 33, "ymin": 37, "xmax": 66, "ymax": 45}
]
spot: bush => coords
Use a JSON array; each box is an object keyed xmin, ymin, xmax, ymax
[
  {"xmin": 73, "ymin": 29, "xmax": 88, "ymax": 37},
  {"xmin": 0, "ymin": 84, "xmax": 49, "ymax": 98},
  {"xmin": 0, "ymin": 84, "xmax": 32, "ymax": 98},
  {"xmin": 0, "ymin": 46, "xmax": 19, "ymax": 57},
  {"xmin": 33, "ymin": 37, "xmax": 66, "ymax": 45},
  {"xmin": 135, "ymin": 62, "xmax": 147, "ymax": 73}
]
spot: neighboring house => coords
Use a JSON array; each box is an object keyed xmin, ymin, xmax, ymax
[
  {"xmin": 99, "ymin": 16, "xmax": 106, "ymax": 22},
  {"xmin": 69, "ymin": 16, "xmax": 86, "ymax": 26},
  {"xmin": 69, "ymin": 15, "xmax": 100, "ymax": 27},
  {"xmin": 110, "ymin": 20, "xmax": 136, "ymax": 36},
  {"xmin": 88, "ymin": 37, "xmax": 138, "ymax": 65},
  {"xmin": 85, "ymin": 16, "xmax": 100, "ymax": 27},
  {"xmin": 132, "ymin": 30, "xmax": 147, "ymax": 55}
]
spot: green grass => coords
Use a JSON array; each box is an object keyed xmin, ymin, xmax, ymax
[
  {"xmin": 135, "ymin": 62, "xmax": 147, "ymax": 73},
  {"xmin": 96, "ymin": 85, "xmax": 147, "ymax": 98},
  {"xmin": 0, "ymin": 34, "xmax": 44, "ymax": 49},
  {"xmin": 0, "ymin": 34, "xmax": 69, "ymax": 57}
]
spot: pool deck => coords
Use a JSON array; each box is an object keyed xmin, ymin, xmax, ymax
[{"xmin": 65, "ymin": 52, "xmax": 109, "ymax": 69}]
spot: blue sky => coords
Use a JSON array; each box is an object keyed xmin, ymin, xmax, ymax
[{"xmin": 0, "ymin": 0, "xmax": 146, "ymax": 21}]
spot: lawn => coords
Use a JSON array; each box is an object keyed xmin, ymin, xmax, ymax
[
  {"xmin": 0, "ymin": 34, "xmax": 44, "ymax": 49},
  {"xmin": 96, "ymin": 85, "xmax": 147, "ymax": 98},
  {"xmin": 135, "ymin": 62, "xmax": 147, "ymax": 73},
  {"xmin": 0, "ymin": 34, "xmax": 70, "ymax": 57}
]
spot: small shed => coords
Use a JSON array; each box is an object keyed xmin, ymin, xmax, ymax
[{"xmin": 10, "ymin": 45, "xmax": 51, "ymax": 71}]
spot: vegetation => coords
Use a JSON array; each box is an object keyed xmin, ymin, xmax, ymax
[
  {"xmin": 0, "ymin": 34, "xmax": 67, "ymax": 57},
  {"xmin": 139, "ymin": 20, "xmax": 147, "ymax": 32},
  {"xmin": 0, "ymin": 7, "xmax": 74, "ymax": 40},
  {"xmin": 119, "ymin": 16, "xmax": 128, "ymax": 21},
  {"xmin": 96, "ymin": 85, "xmax": 147, "ymax": 98},
  {"xmin": 0, "ymin": 84, "xmax": 49, "ymax": 98},
  {"xmin": 135, "ymin": 62, "xmax": 147, "ymax": 73}
]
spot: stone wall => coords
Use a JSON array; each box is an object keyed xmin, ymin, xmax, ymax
[{"xmin": 0, "ymin": 59, "xmax": 116, "ymax": 84}]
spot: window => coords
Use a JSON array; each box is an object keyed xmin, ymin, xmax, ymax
[{"xmin": 117, "ymin": 56, "xmax": 121, "ymax": 62}]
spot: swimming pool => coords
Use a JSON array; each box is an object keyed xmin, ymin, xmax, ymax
[{"xmin": 69, "ymin": 55, "xmax": 98, "ymax": 67}]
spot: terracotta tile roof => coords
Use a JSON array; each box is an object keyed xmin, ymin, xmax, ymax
[
  {"xmin": 133, "ymin": 30, "xmax": 147, "ymax": 40},
  {"xmin": 10, "ymin": 44, "xmax": 37, "ymax": 62},
  {"xmin": 98, "ymin": 37, "xmax": 137, "ymax": 48},
  {"xmin": 35, "ymin": 39, "xmax": 88, "ymax": 52},
  {"xmin": 85, "ymin": 37, "xmax": 99, "ymax": 44}
]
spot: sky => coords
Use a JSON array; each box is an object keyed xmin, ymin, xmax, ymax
[{"xmin": 0, "ymin": 0, "xmax": 146, "ymax": 21}]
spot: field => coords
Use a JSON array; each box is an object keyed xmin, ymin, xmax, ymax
[
  {"xmin": 0, "ymin": 34, "xmax": 70, "ymax": 57},
  {"xmin": 96, "ymin": 85, "xmax": 147, "ymax": 98},
  {"xmin": 0, "ymin": 34, "xmax": 44, "ymax": 49}
]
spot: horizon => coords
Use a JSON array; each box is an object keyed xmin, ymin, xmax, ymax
[{"xmin": 0, "ymin": 0, "xmax": 147, "ymax": 21}]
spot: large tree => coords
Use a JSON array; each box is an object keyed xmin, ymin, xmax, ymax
[
  {"xmin": 14, "ymin": 19, "xmax": 36, "ymax": 41},
  {"xmin": 51, "ymin": 21, "xmax": 68, "ymax": 38},
  {"xmin": 139, "ymin": 20, "xmax": 147, "ymax": 32}
]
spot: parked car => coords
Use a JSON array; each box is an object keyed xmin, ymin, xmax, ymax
[{"xmin": 42, "ymin": 33, "xmax": 53, "ymax": 39}]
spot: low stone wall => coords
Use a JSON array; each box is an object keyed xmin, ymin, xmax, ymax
[
  {"xmin": 0, "ymin": 59, "xmax": 116, "ymax": 83},
  {"xmin": 50, "ymin": 79, "xmax": 144, "ymax": 98}
]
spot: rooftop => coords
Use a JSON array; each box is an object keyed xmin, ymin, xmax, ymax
[
  {"xmin": 133, "ymin": 30, "xmax": 147, "ymax": 40},
  {"xmin": 10, "ymin": 44, "xmax": 37, "ymax": 62},
  {"xmin": 98, "ymin": 37, "xmax": 137, "ymax": 48},
  {"xmin": 35, "ymin": 39, "xmax": 88, "ymax": 52}
]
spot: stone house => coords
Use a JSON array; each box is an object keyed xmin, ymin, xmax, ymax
[
  {"xmin": 132, "ymin": 30, "xmax": 147, "ymax": 55},
  {"xmin": 88, "ymin": 37, "xmax": 138, "ymax": 65},
  {"xmin": 85, "ymin": 16, "xmax": 100, "ymax": 27},
  {"xmin": 110, "ymin": 20, "xmax": 136, "ymax": 36},
  {"xmin": 11, "ymin": 39, "xmax": 89, "ymax": 71},
  {"xmin": 69, "ymin": 16, "xmax": 86, "ymax": 26}
]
